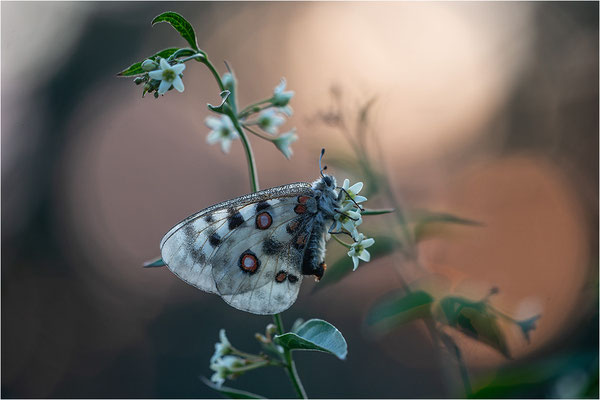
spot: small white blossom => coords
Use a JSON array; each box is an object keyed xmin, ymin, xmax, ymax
[
  {"xmin": 341, "ymin": 179, "xmax": 367, "ymax": 206},
  {"xmin": 210, "ymin": 355, "xmax": 244, "ymax": 387},
  {"xmin": 272, "ymin": 78, "xmax": 294, "ymax": 107},
  {"xmin": 210, "ymin": 329, "xmax": 232, "ymax": 365},
  {"xmin": 347, "ymin": 233, "xmax": 375, "ymax": 271},
  {"xmin": 206, "ymin": 115, "xmax": 239, "ymax": 153},
  {"xmin": 333, "ymin": 202, "xmax": 362, "ymax": 237},
  {"xmin": 148, "ymin": 58, "xmax": 185, "ymax": 95},
  {"xmin": 273, "ymin": 129, "xmax": 298, "ymax": 159},
  {"xmin": 257, "ymin": 109, "xmax": 286, "ymax": 135}
]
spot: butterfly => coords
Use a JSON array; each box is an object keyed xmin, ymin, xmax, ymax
[{"xmin": 158, "ymin": 150, "xmax": 357, "ymax": 315}]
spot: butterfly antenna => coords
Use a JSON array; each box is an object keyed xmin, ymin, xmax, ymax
[{"xmin": 319, "ymin": 148, "xmax": 327, "ymax": 177}]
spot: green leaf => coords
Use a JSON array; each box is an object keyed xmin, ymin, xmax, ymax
[
  {"xmin": 274, "ymin": 319, "xmax": 348, "ymax": 360},
  {"xmin": 118, "ymin": 47, "xmax": 180, "ymax": 77},
  {"xmin": 201, "ymin": 377, "xmax": 265, "ymax": 399},
  {"xmin": 436, "ymin": 296, "xmax": 510, "ymax": 358},
  {"xmin": 314, "ymin": 235, "xmax": 399, "ymax": 292},
  {"xmin": 469, "ymin": 352, "xmax": 598, "ymax": 398},
  {"xmin": 366, "ymin": 290, "xmax": 435, "ymax": 332},
  {"xmin": 152, "ymin": 11, "xmax": 199, "ymax": 51},
  {"xmin": 411, "ymin": 210, "xmax": 483, "ymax": 242},
  {"xmin": 143, "ymin": 256, "xmax": 166, "ymax": 268},
  {"xmin": 208, "ymin": 90, "xmax": 232, "ymax": 113},
  {"xmin": 361, "ymin": 208, "xmax": 395, "ymax": 216}
]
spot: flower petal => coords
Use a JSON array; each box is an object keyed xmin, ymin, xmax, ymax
[
  {"xmin": 159, "ymin": 58, "xmax": 170, "ymax": 70},
  {"xmin": 206, "ymin": 131, "xmax": 220, "ymax": 144},
  {"xmin": 148, "ymin": 70, "xmax": 163, "ymax": 80},
  {"xmin": 362, "ymin": 238, "xmax": 375, "ymax": 248},
  {"xmin": 274, "ymin": 78, "xmax": 286, "ymax": 94},
  {"xmin": 171, "ymin": 63, "xmax": 186, "ymax": 75},
  {"xmin": 358, "ymin": 249, "xmax": 371, "ymax": 262},
  {"xmin": 172, "ymin": 76, "xmax": 185, "ymax": 92},
  {"xmin": 352, "ymin": 256, "xmax": 359, "ymax": 271},
  {"xmin": 349, "ymin": 182, "xmax": 363, "ymax": 194},
  {"xmin": 158, "ymin": 80, "xmax": 171, "ymax": 94},
  {"xmin": 221, "ymin": 138, "xmax": 232, "ymax": 153},
  {"xmin": 205, "ymin": 116, "xmax": 221, "ymax": 129}
]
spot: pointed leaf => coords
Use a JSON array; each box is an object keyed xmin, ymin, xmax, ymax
[
  {"xmin": 152, "ymin": 11, "xmax": 199, "ymax": 51},
  {"xmin": 274, "ymin": 319, "xmax": 347, "ymax": 360},
  {"xmin": 314, "ymin": 235, "xmax": 399, "ymax": 292},
  {"xmin": 366, "ymin": 290, "xmax": 434, "ymax": 332},
  {"xmin": 436, "ymin": 296, "xmax": 510, "ymax": 358},
  {"xmin": 201, "ymin": 377, "xmax": 265, "ymax": 399},
  {"xmin": 361, "ymin": 208, "xmax": 395, "ymax": 216},
  {"xmin": 118, "ymin": 47, "xmax": 181, "ymax": 77}
]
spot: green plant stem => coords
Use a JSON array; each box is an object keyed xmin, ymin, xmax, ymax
[
  {"xmin": 202, "ymin": 59, "xmax": 304, "ymax": 397},
  {"xmin": 238, "ymin": 98, "xmax": 273, "ymax": 119},
  {"xmin": 273, "ymin": 314, "xmax": 308, "ymax": 399},
  {"xmin": 242, "ymin": 125, "xmax": 276, "ymax": 141},
  {"xmin": 201, "ymin": 56, "xmax": 258, "ymax": 191}
]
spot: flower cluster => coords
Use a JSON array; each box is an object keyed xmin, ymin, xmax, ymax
[
  {"xmin": 132, "ymin": 58, "xmax": 186, "ymax": 98},
  {"xmin": 333, "ymin": 179, "xmax": 374, "ymax": 270},
  {"xmin": 205, "ymin": 76, "xmax": 297, "ymax": 159},
  {"xmin": 210, "ymin": 326, "xmax": 279, "ymax": 387}
]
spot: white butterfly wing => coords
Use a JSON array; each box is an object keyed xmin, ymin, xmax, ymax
[
  {"xmin": 160, "ymin": 183, "xmax": 313, "ymax": 314},
  {"xmin": 211, "ymin": 204, "xmax": 312, "ymax": 314}
]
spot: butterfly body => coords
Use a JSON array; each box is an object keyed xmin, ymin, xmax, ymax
[{"xmin": 159, "ymin": 174, "xmax": 342, "ymax": 315}]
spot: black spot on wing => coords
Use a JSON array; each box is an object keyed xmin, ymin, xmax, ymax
[
  {"xmin": 189, "ymin": 247, "xmax": 206, "ymax": 264},
  {"xmin": 204, "ymin": 214, "xmax": 214, "ymax": 223},
  {"xmin": 263, "ymin": 237, "xmax": 285, "ymax": 255},
  {"xmin": 208, "ymin": 231, "xmax": 222, "ymax": 247},
  {"xmin": 255, "ymin": 201, "xmax": 271, "ymax": 212},
  {"xmin": 288, "ymin": 274, "xmax": 299, "ymax": 283},
  {"xmin": 183, "ymin": 224, "xmax": 196, "ymax": 240},
  {"xmin": 227, "ymin": 207, "xmax": 245, "ymax": 230}
]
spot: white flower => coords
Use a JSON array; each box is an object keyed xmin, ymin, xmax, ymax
[
  {"xmin": 257, "ymin": 109, "xmax": 286, "ymax": 135},
  {"xmin": 273, "ymin": 129, "xmax": 298, "ymax": 159},
  {"xmin": 210, "ymin": 355, "xmax": 243, "ymax": 387},
  {"xmin": 272, "ymin": 78, "xmax": 294, "ymax": 107},
  {"xmin": 347, "ymin": 233, "xmax": 375, "ymax": 271},
  {"xmin": 333, "ymin": 203, "xmax": 362, "ymax": 237},
  {"xmin": 210, "ymin": 329, "xmax": 232, "ymax": 365},
  {"xmin": 206, "ymin": 115, "xmax": 239, "ymax": 153},
  {"xmin": 341, "ymin": 179, "xmax": 367, "ymax": 206},
  {"xmin": 148, "ymin": 58, "xmax": 185, "ymax": 95}
]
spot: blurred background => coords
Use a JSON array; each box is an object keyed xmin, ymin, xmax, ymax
[{"xmin": 2, "ymin": 2, "xmax": 598, "ymax": 398}]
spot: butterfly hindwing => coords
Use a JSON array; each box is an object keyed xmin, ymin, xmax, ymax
[
  {"xmin": 159, "ymin": 183, "xmax": 313, "ymax": 313},
  {"xmin": 211, "ymin": 204, "xmax": 315, "ymax": 314}
]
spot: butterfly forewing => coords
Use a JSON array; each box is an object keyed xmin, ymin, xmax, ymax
[{"xmin": 160, "ymin": 183, "xmax": 313, "ymax": 313}]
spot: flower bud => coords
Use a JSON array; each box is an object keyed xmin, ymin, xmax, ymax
[
  {"xmin": 133, "ymin": 76, "xmax": 145, "ymax": 85},
  {"xmin": 222, "ymin": 72, "xmax": 236, "ymax": 91},
  {"xmin": 141, "ymin": 59, "xmax": 158, "ymax": 72}
]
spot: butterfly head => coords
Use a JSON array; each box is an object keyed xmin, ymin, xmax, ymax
[{"xmin": 313, "ymin": 148, "xmax": 337, "ymax": 192}]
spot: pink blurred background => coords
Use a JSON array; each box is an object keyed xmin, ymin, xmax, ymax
[{"xmin": 2, "ymin": 2, "xmax": 597, "ymax": 397}]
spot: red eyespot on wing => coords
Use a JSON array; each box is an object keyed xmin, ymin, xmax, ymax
[
  {"xmin": 275, "ymin": 271, "xmax": 287, "ymax": 283},
  {"xmin": 239, "ymin": 251, "xmax": 259, "ymax": 274},
  {"xmin": 255, "ymin": 212, "xmax": 272, "ymax": 230},
  {"xmin": 298, "ymin": 195, "xmax": 311, "ymax": 204},
  {"xmin": 294, "ymin": 204, "xmax": 307, "ymax": 214},
  {"xmin": 286, "ymin": 220, "xmax": 300, "ymax": 234}
]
